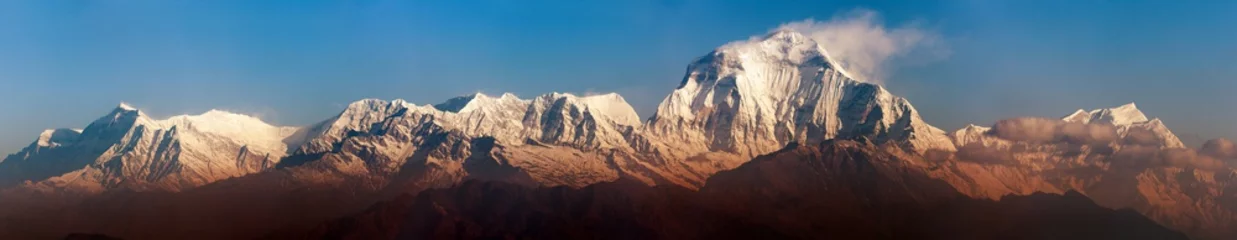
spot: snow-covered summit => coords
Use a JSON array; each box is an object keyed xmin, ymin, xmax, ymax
[
  {"xmin": 1062, "ymin": 103, "xmax": 1183, "ymax": 148},
  {"xmin": 647, "ymin": 28, "xmax": 955, "ymax": 160},
  {"xmin": 721, "ymin": 28, "xmax": 866, "ymax": 81},
  {"xmin": 718, "ymin": 29, "xmax": 821, "ymax": 63},
  {"xmin": 543, "ymin": 92, "xmax": 642, "ymax": 127},
  {"xmin": 1064, "ymin": 103, "xmax": 1149, "ymax": 125},
  {"xmin": 949, "ymin": 124, "xmax": 993, "ymax": 147},
  {"xmin": 117, "ymin": 102, "xmax": 137, "ymax": 111},
  {"xmin": 153, "ymin": 109, "xmax": 302, "ymax": 156},
  {"xmin": 433, "ymin": 93, "xmax": 526, "ymax": 113}
]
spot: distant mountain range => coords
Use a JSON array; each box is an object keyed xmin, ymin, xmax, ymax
[{"xmin": 1, "ymin": 29, "xmax": 1233, "ymax": 240}]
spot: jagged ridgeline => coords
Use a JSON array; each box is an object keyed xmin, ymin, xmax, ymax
[
  {"xmin": 0, "ymin": 29, "xmax": 955, "ymax": 193},
  {"xmin": 0, "ymin": 29, "xmax": 1233, "ymax": 240}
]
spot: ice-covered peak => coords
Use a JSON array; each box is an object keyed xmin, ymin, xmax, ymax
[
  {"xmin": 761, "ymin": 28, "xmax": 811, "ymax": 44},
  {"xmin": 434, "ymin": 92, "xmax": 529, "ymax": 113},
  {"xmin": 348, "ymin": 98, "xmax": 394, "ymax": 110},
  {"xmin": 337, "ymin": 98, "xmax": 417, "ymax": 117},
  {"xmin": 646, "ymin": 27, "xmax": 954, "ymax": 157},
  {"xmin": 531, "ymin": 92, "xmax": 641, "ymax": 127},
  {"xmin": 962, "ymin": 124, "xmax": 991, "ymax": 131},
  {"xmin": 117, "ymin": 102, "xmax": 137, "ymax": 111},
  {"xmin": 953, "ymin": 124, "xmax": 992, "ymax": 138},
  {"xmin": 140, "ymin": 109, "xmax": 301, "ymax": 156},
  {"xmin": 1063, "ymin": 109, "xmax": 1091, "ymax": 123},
  {"xmin": 338, "ymin": 98, "xmax": 423, "ymax": 120},
  {"xmin": 713, "ymin": 28, "xmax": 862, "ymax": 82},
  {"xmin": 1058, "ymin": 103, "xmax": 1183, "ymax": 148},
  {"xmin": 1092, "ymin": 102, "xmax": 1147, "ymax": 125},
  {"xmin": 715, "ymin": 29, "xmax": 829, "ymax": 67},
  {"xmin": 531, "ymin": 92, "xmax": 567, "ymax": 102},
  {"xmin": 576, "ymin": 93, "xmax": 641, "ymax": 127},
  {"xmin": 160, "ymin": 109, "xmax": 281, "ymax": 131},
  {"xmin": 434, "ymin": 93, "xmax": 485, "ymax": 112},
  {"xmin": 106, "ymin": 102, "xmax": 143, "ymax": 117},
  {"xmin": 86, "ymin": 102, "xmax": 149, "ymax": 134},
  {"xmin": 1063, "ymin": 102, "xmax": 1149, "ymax": 126},
  {"xmin": 949, "ymin": 124, "xmax": 995, "ymax": 147}
]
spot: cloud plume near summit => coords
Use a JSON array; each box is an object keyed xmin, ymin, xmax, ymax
[{"xmin": 780, "ymin": 9, "xmax": 947, "ymax": 84}]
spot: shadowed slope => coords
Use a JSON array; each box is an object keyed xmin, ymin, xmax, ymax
[{"xmin": 270, "ymin": 140, "xmax": 1186, "ymax": 240}]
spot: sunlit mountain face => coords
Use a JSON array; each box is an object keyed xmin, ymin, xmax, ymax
[{"xmin": 2, "ymin": 4, "xmax": 1236, "ymax": 240}]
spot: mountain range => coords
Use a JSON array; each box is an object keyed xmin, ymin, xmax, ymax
[{"xmin": 1, "ymin": 29, "xmax": 1234, "ymax": 240}]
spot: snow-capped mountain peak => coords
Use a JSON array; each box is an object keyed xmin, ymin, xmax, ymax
[
  {"xmin": 1057, "ymin": 103, "xmax": 1184, "ymax": 148},
  {"xmin": 1063, "ymin": 109, "xmax": 1091, "ymax": 123},
  {"xmin": 764, "ymin": 28, "xmax": 809, "ymax": 41},
  {"xmin": 647, "ymin": 28, "xmax": 954, "ymax": 161},
  {"xmin": 1063, "ymin": 102, "xmax": 1148, "ymax": 125},
  {"xmin": 154, "ymin": 109, "xmax": 301, "ymax": 156},
  {"xmin": 435, "ymin": 92, "xmax": 529, "ymax": 114},
  {"xmin": 117, "ymin": 102, "xmax": 137, "ymax": 111},
  {"xmin": 1084, "ymin": 102, "xmax": 1148, "ymax": 125},
  {"xmin": 716, "ymin": 29, "xmax": 834, "ymax": 71},
  {"xmin": 84, "ymin": 103, "xmax": 148, "ymax": 136},
  {"xmin": 552, "ymin": 92, "xmax": 642, "ymax": 127}
]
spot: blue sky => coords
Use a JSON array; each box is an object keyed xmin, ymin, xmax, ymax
[{"xmin": 1, "ymin": 0, "xmax": 1235, "ymax": 154}]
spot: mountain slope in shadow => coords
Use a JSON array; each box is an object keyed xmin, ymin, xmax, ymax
[{"xmin": 271, "ymin": 140, "xmax": 1187, "ymax": 240}]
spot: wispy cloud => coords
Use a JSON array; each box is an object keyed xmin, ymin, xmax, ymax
[{"xmin": 780, "ymin": 9, "xmax": 948, "ymax": 84}]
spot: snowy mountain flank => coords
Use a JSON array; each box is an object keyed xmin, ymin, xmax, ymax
[{"xmin": 1, "ymin": 29, "xmax": 1234, "ymax": 239}]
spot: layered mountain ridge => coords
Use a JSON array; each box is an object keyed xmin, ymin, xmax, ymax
[{"xmin": 1, "ymin": 29, "xmax": 1234, "ymax": 240}]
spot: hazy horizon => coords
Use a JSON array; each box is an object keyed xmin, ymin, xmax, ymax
[{"xmin": 3, "ymin": 0, "xmax": 1235, "ymax": 155}]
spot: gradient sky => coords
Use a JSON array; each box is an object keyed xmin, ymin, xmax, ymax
[{"xmin": 1, "ymin": 0, "xmax": 1235, "ymax": 155}]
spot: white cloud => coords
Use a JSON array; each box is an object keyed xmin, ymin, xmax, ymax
[{"xmin": 780, "ymin": 9, "xmax": 947, "ymax": 84}]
